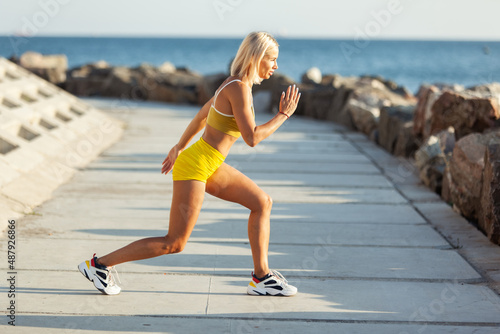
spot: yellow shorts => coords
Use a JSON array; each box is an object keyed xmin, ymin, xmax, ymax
[{"xmin": 172, "ymin": 137, "xmax": 225, "ymax": 183}]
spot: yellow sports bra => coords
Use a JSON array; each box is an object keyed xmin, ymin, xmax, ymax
[{"xmin": 206, "ymin": 79, "xmax": 254, "ymax": 138}]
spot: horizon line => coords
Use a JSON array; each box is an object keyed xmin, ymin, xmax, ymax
[{"xmin": 1, "ymin": 33, "xmax": 499, "ymax": 43}]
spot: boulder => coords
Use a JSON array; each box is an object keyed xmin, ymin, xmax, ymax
[
  {"xmin": 295, "ymin": 85, "xmax": 341, "ymax": 121},
  {"xmin": 65, "ymin": 64, "xmax": 114, "ymax": 96},
  {"xmin": 158, "ymin": 61, "xmax": 176, "ymax": 74},
  {"xmin": 415, "ymin": 127, "xmax": 455, "ymax": 193},
  {"xmin": 66, "ymin": 62, "xmax": 203, "ymax": 104},
  {"xmin": 253, "ymin": 72, "xmax": 295, "ymax": 114},
  {"xmin": 295, "ymin": 74, "xmax": 415, "ymax": 133},
  {"xmin": 469, "ymin": 82, "xmax": 500, "ymax": 98},
  {"xmin": 448, "ymin": 131, "xmax": 500, "ymax": 221},
  {"xmin": 479, "ymin": 143, "xmax": 500, "ymax": 245},
  {"xmin": 151, "ymin": 70, "xmax": 203, "ymax": 104},
  {"xmin": 393, "ymin": 119, "xmax": 419, "ymax": 157},
  {"xmin": 430, "ymin": 90, "xmax": 500, "ymax": 140},
  {"xmin": 346, "ymin": 98, "xmax": 379, "ymax": 136},
  {"xmin": 378, "ymin": 105, "xmax": 417, "ymax": 156},
  {"xmin": 19, "ymin": 51, "xmax": 68, "ymax": 84},
  {"xmin": 253, "ymin": 90, "xmax": 272, "ymax": 114},
  {"xmin": 196, "ymin": 73, "xmax": 227, "ymax": 105},
  {"xmin": 301, "ymin": 67, "xmax": 322, "ymax": 85},
  {"xmin": 104, "ymin": 67, "xmax": 136, "ymax": 98},
  {"xmin": 413, "ymin": 85, "xmax": 441, "ymax": 141}
]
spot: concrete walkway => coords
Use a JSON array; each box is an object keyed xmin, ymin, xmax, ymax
[{"xmin": 2, "ymin": 98, "xmax": 500, "ymax": 333}]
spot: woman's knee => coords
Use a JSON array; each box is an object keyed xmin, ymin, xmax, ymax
[
  {"xmin": 161, "ymin": 236, "xmax": 187, "ymax": 255},
  {"xmin": 256, "ymin": 192, "xmax": 273, "ymax": 212}
]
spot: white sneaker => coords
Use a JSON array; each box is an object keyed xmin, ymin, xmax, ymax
[
  {"xmin": 247, "ymin": 270, "xmax": 297, "ymax": 296},
  {"xmin": 78, "ymin": 254, "xmax": 121, "ymax": 295}
]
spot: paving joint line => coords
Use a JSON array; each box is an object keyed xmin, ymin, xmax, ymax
[
  {"xmin": 8, "ymin": 311, "xmax": 500, "ymax": 327},
  {"xmin": 1, "ymin": 268, "xmax": 485, "ymax": 284},
  {"xmin": 343, "ymin": 132, "xmax": 500, "ymax": 296}
]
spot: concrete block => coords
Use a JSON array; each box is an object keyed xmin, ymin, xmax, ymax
[{"xmin": 0, "ymin": 57, "xmax": 124, "ymax": 232}]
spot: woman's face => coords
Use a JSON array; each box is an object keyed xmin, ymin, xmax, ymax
[{"xmin": 258, "ymin": 47, "xmax": 279, "ymax": 80}]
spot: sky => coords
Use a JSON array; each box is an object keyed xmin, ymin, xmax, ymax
[{"xmin": 0, "ymin": 0, "xmax": 499, "ymax": 40}]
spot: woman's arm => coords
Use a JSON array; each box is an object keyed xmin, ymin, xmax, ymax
[
  {"xmin": 161, "ymin": 97, "xmax": 213, "ymax": 174},
  {"xmin": 176, "ymin": 97, "xmax": 213, "ymax": 150},
  {"xmin": 232, "ymin": 84, "xmax": 300, "ymax": 147}
]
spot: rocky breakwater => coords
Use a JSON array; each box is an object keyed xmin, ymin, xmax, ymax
[
  {"xmin": 412, "ymin": 83, "xmax": 500, "ymax": 245},
  {"xmin": 63, "ymin": 61, "xmax": 206, "ymax": 104},
  {"xmin": 10, "ymin": 51, "xmax": 68, "ymax": 84},
  {"xmin": 289, "ymin": 67, "xmax": 418, "ymax": 157}
]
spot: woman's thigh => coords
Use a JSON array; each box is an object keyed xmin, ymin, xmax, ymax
[
  {"xmin": 167, "ymin": 180, "xmax": 206, "ymax": 242},
  {"xmin": 205, "ymin": 163, "xmax": 271, "ymax": 211}
]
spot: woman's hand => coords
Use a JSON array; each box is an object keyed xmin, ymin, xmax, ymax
[
  {"xmin": 161, "ymin": 145, "xmax": 182, "ymax": 175},
  {"xmin": 279, "ymin": 85, "xmax": 301, "ymax": 117}
]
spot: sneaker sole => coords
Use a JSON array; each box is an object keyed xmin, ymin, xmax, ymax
[
  {"xmin": 78, "ymin": 262, "xmax": 114, "ymax": 295},
  {"xmin": 247, "ymin": 287, "xmax": 295, "ymax": 297}
]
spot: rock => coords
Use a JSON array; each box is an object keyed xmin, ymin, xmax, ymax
[
  {"xmin": 430, "ymin": 90, "xmax": 500, "ymax": 140},
  {"xmin": 415, "ymin": 127, "xmax": 455, "ymax": 193},
  {"xmin": 320, "ymin": 74, "xmax": 338, "ymax": 86},
  {"xmin": 448, "ymin": 131, "xmax": 500, "ymax": 221},
  {"xmin": 150, "ymin": 70, "xmax": 203, "ymax": 104},
  {"xmin": 413, "ymin": 85, "xmax": 441, "ymax": 141},
  {"xmin": 378, "ymin": 105, "xmax": 416, "ymax": 156},
  {"xmin": 196, "ymin": 73, "xmax": 227, "ymax": 105},
  {"xmin": 479, "ymin": 143, "xmax": 500, "ymax": 245},
  {"xmin": 393, "ymin": 120, "xmax": 419, "ymax": 157},
  {"xmin": 19, "ymin": 51, "xmax": 68, "ymax": 84},
  {"xmin": 65, "ymin": 62, "xmax": 203, "ymax": 104},
  {"xmin": 468, "ymin": 82, "xmax": 500, "ymax": 97},
  {"xmin": 253, "ymin": 72, "xmax": 296, "ymax": 114},
  {"xmin": 64, "ymin": 64, "xmax": 114, "ymax": 96},
  {"xmin": 296, "ymin": 74, "xmax": 415, "ymax": 133},
  {"xmin": 347, "ymin": 98, "xmax": 379, "ymax": 135},
  {"xmin": 158, "ymin": 61, "xmax": 176, "ymax": 74},
  {"xmin": 361, "ymin": 75, "xmax": 414, "ymax": 99},
  {"xmin": 301, "ymin": 67, "xmax": 322, "ymax": 85},
  {"xmin": 295, "ymin": 85, "xmax": 341, "ymax": 121},
  {"xmin": 105, "ymin": 67, "xmax": 136, "ymax": 98},
  {"xmin": 441, "ymin": 166, "xmax": 453, "ymax": 204},
  {"xmin": 253, "ymin": 90, "xmax": 272, "ymax": 114},
  {"xmin": 92, "ymin": 60, "xmax": 110, "ymax": 69}
]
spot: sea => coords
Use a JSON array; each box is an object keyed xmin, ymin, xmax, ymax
[{"xmin": 1, "ymin": 36, "xmax": 499, "ymax": 94}]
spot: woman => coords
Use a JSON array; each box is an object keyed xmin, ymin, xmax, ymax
[{"xmin": 78, "ymin": 31, "xmax": 301, "ymax": 297}]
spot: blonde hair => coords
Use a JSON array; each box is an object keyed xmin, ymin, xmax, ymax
[{"xmin": 230, "ymin": 32, "xmax": 279, "ymax": 85}]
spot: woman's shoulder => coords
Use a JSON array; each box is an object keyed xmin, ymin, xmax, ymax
[{"xmin": 219, "ymin": 77, "xmax": 251, "ymax": 100}]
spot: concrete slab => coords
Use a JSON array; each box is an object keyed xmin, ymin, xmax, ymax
[
  {"xmin": 415, "ymin": 202, "xmax": 500, "ymax": 294},
  {"xmin": 234, "ymin": 139, "xmax": 361, "ymax": 153},
  {"xmin": 19, "ymin": 214, "xmax": 449, "ymax": 248},
  {"xmin": 396, "ymin": 183, "xmax": 442, "ymax": 203},
  {"xmin": 4, "ymin": 270, "xmax": 499, "ymax": 325},
  {"xmin": 261, "ymin": 185, "xmax": 408, "ymax": 204},
  {"xmin": 226, "ymin": 151, "xmax": 373, "ymax": 164},
  {"xmin": 245, "ymin": 172, "xmax": 392, "ymax": 188},
  {"xmin": 70, "ymin": 168, "xmax": 391, "ymax": 189},
  {"xmin": 10, "ymin": 238, "xmax": 480, "ymax": 280},
  {"xmin": 15, "ymin": 195, "xmax": 427, "ymax": 224},
  {"xmin": 38, "ymin": 179, "xmax": 407, "ymax": 204},
  {"xmin": 91, "ymin": 159, "xmax": 383, "ymax": 175},
  {"xmin": 207, "ymin": 277, "xmax": 500, "ymax": 323}
]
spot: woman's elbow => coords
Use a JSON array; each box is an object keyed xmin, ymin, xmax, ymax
[{"xmin": 243, "ymin": 134, "xmax": 259, "ymax": 147}]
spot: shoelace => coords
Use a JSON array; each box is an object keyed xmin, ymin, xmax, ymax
[
  {"xmin": 269, "ymin": 269, "xmax": 288, "ymax": 285},
  {"xmin": 107, "ymin": 266, "xmax": 121, "ymax": 286}
]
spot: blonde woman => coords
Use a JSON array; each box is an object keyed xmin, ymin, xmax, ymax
[{"xmin": 79, "ymin": 32, "xmax": 301, "ymax": 296}]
